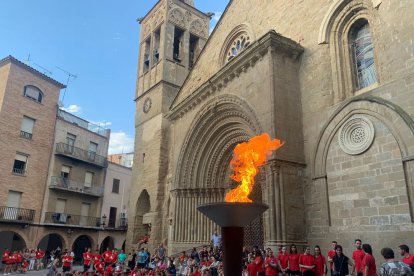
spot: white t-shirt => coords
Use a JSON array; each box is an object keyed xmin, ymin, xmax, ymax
[{"xmin": 211, "ymin": 234, "xmax": 222, "ymax": 246}]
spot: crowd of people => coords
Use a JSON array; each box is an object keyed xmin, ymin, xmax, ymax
[
  {"xmin": 1, "ymin": 248, "xmax": 45, "ymax": 274},
  {"xmin": 2, "ymin": 238, "xmax": 414, "ymax": 276}
]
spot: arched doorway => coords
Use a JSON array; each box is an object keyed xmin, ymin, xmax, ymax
[
  {"xmin": 72, "ymin": 235, "xmax": 92, "ymax": 264},
  {"xmin": 38, "ymin": 233, "xmax": 64, "ymax": 253},
  {"xmin": 99, "ymin": 236, "xmax": 114, "ymax": 253},
  {"xmin": 134, "ymin": 190, "xmax": 151, "ymax": 244},
  {"xmin": 0, "ymin": 231, "xmax": 26, "ymax": 251}
]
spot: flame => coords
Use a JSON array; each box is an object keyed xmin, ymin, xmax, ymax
[{"xmin": 224, "ymin": 133, "xmax": 284, "ymax": 203}]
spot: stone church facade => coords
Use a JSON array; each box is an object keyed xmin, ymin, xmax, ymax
[{"xmin": 127, "ymin": 0, "xmax": 414, "ymax": 257}]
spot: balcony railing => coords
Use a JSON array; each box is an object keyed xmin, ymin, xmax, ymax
[
  {"xmin": 20, "ymin": 131, "xmax": 32, "ymax": 139},
  {"xmin": 57, "ymin": 109, "xmax": 110, "ymax": 138},
  {"xmin": 106, "ymin": 218, "xmax": 128, "ymax": 231},
  {"xmin": 44, "ymin": 212, "xmax": 101, "ymax": 228},
  {"xmin": 55, "ymin": 143, "xmax": 108, "ymax": 168},
  {"xmin": 49, "ymin": 176, "xmax": 104, "ymax": 197},
  {"xmin": 12, "ymin": 168, "xmax": 26, "ymax": 175},
  {"xmin": 0, "ymin": 206, "xmax": 35, "ymax": 223}
]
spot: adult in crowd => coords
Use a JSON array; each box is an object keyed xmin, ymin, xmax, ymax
[
  {"xmin": 288, "ymin": 244, "xmax": 301, "ymax": 276},
  {"xmin": 299, "ymin": 246, "xmax": 316, "ymax": 276},
  {"xmin": 314, "ymin": 246, "xmax": 327, "ymax": 276},
  {"xmin": 379, "ymin": 248, "xmax": 413, "ymax": 276},
  {"xmin": 137, "ymin": 248, "xmax": 149, "ymax": 269},
  {"xmin": 399, "ymin": 244, "xmax": 414, "ymax": 270},
  {"xmin": 82, "ymin": 248, "xmax": 93, "ymax": 272},
  {"xmin": 255, "ymin": 248, "xmax": 265, "ymax": 276},
  {"xmin": 28, "ymin": 249, "xmax": 36, "ymax": 271},
  {"xmin": 332, "ymin": 245, "xmax": 354, "ymax": 276},
  {"xmin": 278, "ymin": 246, "xmax": 289, "ymax": 275},
  {"xmin": 353, "ymin": 239, "xmax": 365, "ymax": 276},
  {"xmin": 157, "ymin": 243, "xmax": 166, "ymax": 261},
  {"xmin": 327, "ymin": 241, "xmax": 338, "ymax": 276},
  {"xmin": 118, "ymin": 249, "xmax": 127, "ymax": 266},
  {"xmin": 35, "ymin": 248, "xmax": 45, "ymax": 271},
  {"xmin": 361, "ymin": 244, "xmax": 376, "ymax": 276},
  {"xmin": 62, "ymin": 252, "xmax": 73, "ymax": 273},
  {"xmin": 264, "ymin": 249, "xmax": 278, "ymax": 276},
  {"xmin": 211, "ymin": 230, "xmax": 222, "ymax": 251}
]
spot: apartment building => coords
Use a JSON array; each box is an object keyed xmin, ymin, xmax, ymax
[
  {"xmin": 107, "ymin": 153, "xmax": 134, "ymax": 168},
  {"xmin": 0, "ymin": 56, "xmax": 65, "ymax": 251}
]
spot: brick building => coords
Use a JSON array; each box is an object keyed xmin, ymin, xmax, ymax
[{"xmin": 128, "ymin": 0, "xmax": 414, "ymax": 261}]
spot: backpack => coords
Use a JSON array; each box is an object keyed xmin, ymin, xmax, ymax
[{"xmin": 381, "ymin": 261, "xmax": 414, "ymax": 276}]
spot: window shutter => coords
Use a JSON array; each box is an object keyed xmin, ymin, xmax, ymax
[
  {"xmin": 21, "ymin": 116, "xmax": 35, "ymax": 134},
  {"xmin": 84, "ymin": 172, "xmax": 93, "ymax": 187},
  {"xmin": 15, "ymin": 154, "xmax": 28, "ymax": 162},
  {"xmin": 61, "ymin": 166, "xmax": 71, "ymax": 174}
]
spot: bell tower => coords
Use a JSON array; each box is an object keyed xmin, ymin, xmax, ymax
[{"xmin": 128, "ymin": 0, "xmax": 210, "ymax": 251}]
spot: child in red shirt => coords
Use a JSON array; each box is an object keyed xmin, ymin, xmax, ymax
[
  {"xmin": 264, "ymin": 250, "xmax": 278, "ymax": 276},
  {"xmin": 314, "ymin": 246, "xmax": 327, "ymax": 276},
  {"xmin": 62, "ymin": 253, "xmax": 73, "ymax": 273}
]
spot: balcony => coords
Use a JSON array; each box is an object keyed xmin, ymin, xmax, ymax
[
  {"xmin": 57, "ymin": 109, "xmax": 110, "ymax": 138},
  {"xmin": 105, "ymin": 218, "xmax": 128, "ymax": 231},
  {"xmin": 20, "ymin": 130, "xmax": 32, "ymax": 140},
  {"xmin": 0, "ymin": 207, "xmax": 35, "ymax": 223},
  {"xmin": 49, "ymin": 176, "xmax": 104, "ymax": 197},
  {"xmin": 55, "ymin": 143, "xmax": 108, "ymax": 168},
  {"xmin": 44, "ymin": 212, "xmax": 101, "ymax": 228}
]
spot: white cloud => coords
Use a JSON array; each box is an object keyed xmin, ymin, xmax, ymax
[
  {"xmin": 62, "ymin": 104, "xmax": 82, "ymax": 114},
  {"xmin": 109, "ymin": 131, "xmax": 134, "ymax": 155},
  {"xmin": 89, "ymin": 121, "xmax": 112, "ymax": 128}
]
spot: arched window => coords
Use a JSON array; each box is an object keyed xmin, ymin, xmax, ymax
[
  {"xmin": 23, "ymin": 85, "xmax": 43, "ymax": 103},
  {"xmin": 350, "ymin": 19, "xmax": 377, "ymax": 89},
  {"xmin": 226, "ymin": 33, "xmax": 251, "ymax": 63}
]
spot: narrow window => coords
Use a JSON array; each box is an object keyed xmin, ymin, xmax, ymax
[
  {"xmin": 20, "ymin": 116, "xmax": 35, "ymax": 139},
  {"xmin": 66, "ymin": 133, "xmax": 76, "ymax": 152},
  {"xmin": 350, "ymin": 20, "xmax": 377, "ymax": 89},
  {"xmin": 173, "ymin": 27, "xmax": 184, "ymax": 62},
  {"xmin": 108, "ymin": 207, "xmax": 117, "ymax": 228},
  {"xmin": 6, "ymin": 191, "xmax": 22, "ymax": 220},
  {"xmin": 189, "ymin": 34, "xmax": 200, "ymax": 69},
  {"xmin": 23, "ymin": 85, "xmax": 43, "ymax": 103},
  {"xmin": 112, "ymin": 179, "xmax": 120, "ymax": 194},
  {"xmin": 12, "ymin": 153, "xmax": 28, "ymax": 175},
  {"xmin": 88, "ymin": 142, "xmax": 98, "ymax": 161},
  {"xmin": 154, "ymin": 28, "xmax": 161, "ymax": 63},
  {"xmin": 143, "ymin": 37, "xmax": 151, "ymax": 73},
  {"xmin": 84, "ymin": 171, "xmax": 94, "ymax": 188}
]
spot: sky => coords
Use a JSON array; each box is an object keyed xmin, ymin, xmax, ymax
[{"xmin": 0, "ymin": 0, "xmax": 227, "ymax": 154}]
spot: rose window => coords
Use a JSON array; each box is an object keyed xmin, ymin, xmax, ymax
[
  {"xmin": 226, "ymin": 34, "xmax": 251, "ymax": 63},
  {"xmin": 338, "ymin": 115, "xmax": 375, "ymax": 155}
]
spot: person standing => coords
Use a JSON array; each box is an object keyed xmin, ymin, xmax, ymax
[
  {"xmin": 378, "ymin": 248, "xmax": 413, "ymax": 276},
  {"xmin": 62, "ymin": 252, "xmax": 73, "ymax": 273},
  {"xmin": 299, "ymin": 247, "xmax": 316, "ymax": 276},
  {"xmin": 353, "ymin": 239, "xmax": 365, "ymax": 276},
  {"xmin": 2, "ymin": 248, "xmax": 10, "ymax": 275},
  {"xmin": 278, "ymin": 246, "xmax": 289, "ymax": 275},
  {"xmin": 264, "ymin": 250, "xmax": 278, "ymax": 276},
  {"xmin": 327, "ymin": 241, "xmax": 337, "ymax": 276},
  {"xmin": 314, "ymin": 246, "xmax": 327, "ymax": 276},
  {"xmin": 157, "ymin": 244, "xmax": 166, "ymax": 261},
  {"xmin": 137, "ymin": 248, "xmax": 148, "ymax": 269},
  {"xmin": 83, "ymin": 248, "xmax": 93, "ymax": 272},
  {"xmin": 399, "ymin": 245, "xmax": 414, "ymax": 270},
  {"xmin": 332, "ymin": 245, "xmax": 354, "ymax": 276},
  {"xmin": 35, "ymin": 248, "xmax": 45, "ymax": 271},
  {"xmin": 361, "ymin": 244, "xmax": 376, "ymax": 276},
  {"xmin": 288, "ymin": 244, "xmax": 301, "ymax": 276},
  {"xmin": 28, "ymin": 249, "xmax": 36, "ymax": 271},
  {"xmin": 211, "ymin": 230, "xmax": 222, "ymax": 251}
]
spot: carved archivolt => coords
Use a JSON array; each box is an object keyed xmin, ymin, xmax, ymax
[{"xmin": 174, "ymin": 94, "xmax": 263, "ymax": 190}]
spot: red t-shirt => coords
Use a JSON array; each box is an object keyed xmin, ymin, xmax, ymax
[
  {"xmin": 265, "ymin": 256, "xmax": 278, "ymax": 276},
  {"xmin": 299, "ymin": 254, "xmax": 316, "ymax": 273},
  {"xmin": 328, "ymin": 250, "xmax": 336, "ymax": 270},
  {"xmin": 7, "ymin": 254, "xmax": 17, "ymax": 264},
  {"xmin": 103, "ymin": 251, "xmax": 112, "ymax": 262},
  {"xmin": 2, "ymin": 251, "xmax": 10, "ymax": 262},
  {"xmin": 83, "ymin": 252, "xmax": 93, "ymax": 265},
  {"xmin": 279, "ymin": 253, "xmax": 289, "ymax": 269},
  {"xmin": 93, "ymin": 253, "xmax": 102, "ymax": 264},
  {"xmin": 62, "ymin": 255, "xmax": 73, "ymax": 267},
  {"xmin": 353, "ymin": 249, "xmax": 365, "ymax": 273},
  {"xmin": 362, "ymin": 254, "xmax": 377, "ymax": 276},
  {"xmin": 402, "ymin": 254, "xmax": 414, "ymax": 266},
  {"xmin": 190, "ymin": 272, "xmax": 201, "ymax": 276},
  {"xmin": 16, "ymin": 253, "xmax": 23, "ymax": 263},
  {"xmin": 315, "ymin": 255, "xmax": 326, "ymax": 276},
  {"xmin": 255, "ymin": 256, "xmax": 264, "ymax": 273},
  {"xmin": 95, "ymin": 261, "xmax": 105, "ymax": 273},
  {"xmin": 247, "ymin": 263, "xmax": 257, "ymax": 276},
  {"xmin": 289, "ymin": 253, "xmax": 300, "ymax": 271},
  {"xmin": 36, "ymin": 250, "xmax": 45, "ymax": 260},
  {"xmin": 109, "ymin": 253, "xmax": 118, "ymax": 263}
]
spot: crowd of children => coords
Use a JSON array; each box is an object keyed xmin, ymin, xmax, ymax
[{"xmin": 1, "ymin": 248, "xmax": 45, "ymax": 275}]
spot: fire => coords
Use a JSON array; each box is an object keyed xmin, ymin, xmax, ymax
[{"xmin": 224, "ymin": 133, "xmax": 284, "ymax": 203}]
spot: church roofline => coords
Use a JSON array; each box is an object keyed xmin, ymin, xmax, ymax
[{"xmin": 166, "ymin": 30, "xmax": 303, "ymax": 121}]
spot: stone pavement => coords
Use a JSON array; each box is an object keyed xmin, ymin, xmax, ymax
[{"xmin": 2, "ymin": 266, "xmax": 83, "ymax": 275}]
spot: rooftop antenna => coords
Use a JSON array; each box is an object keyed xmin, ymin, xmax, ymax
[
  {"xmin": 25, "ymin": 54, "xmax": 31, "ymax": 66},
  {"xmin": 56, "ymin": 66, "xmax": 77, "ymax": 105},
  {"xmin": 34, "ymin": 63, "xmax": 53, "ymax": 76}
]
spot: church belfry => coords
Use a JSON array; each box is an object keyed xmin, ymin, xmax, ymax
[{"xmin": 128, "ymin": 0, "xmax": 210, "ymax": 251}]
